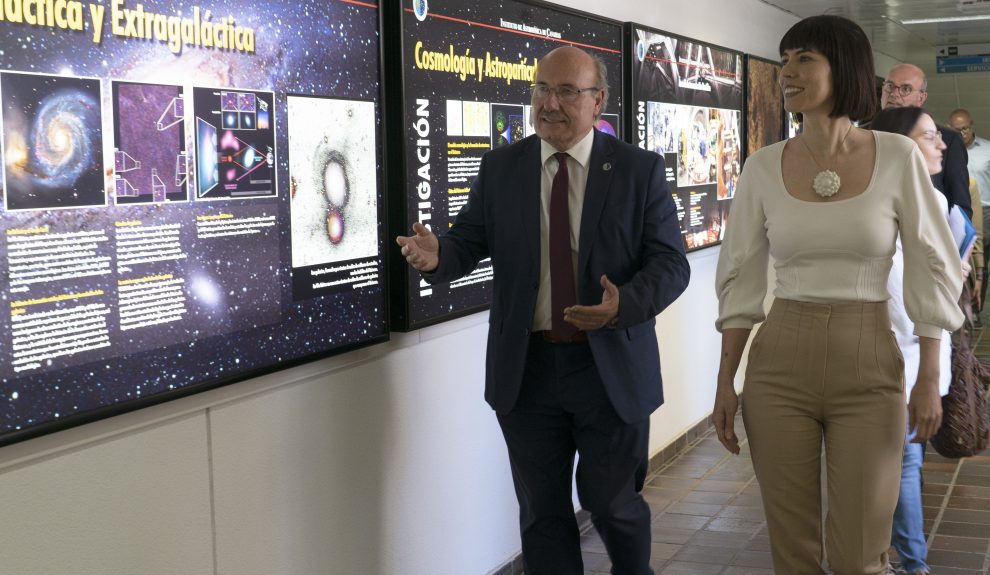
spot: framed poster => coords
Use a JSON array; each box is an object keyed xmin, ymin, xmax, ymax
[
  {"xmin": 383, "ymin": 0, "xmax": 624, "ymax": 330},
  {"xmin": 627, "ymin": 23, "xmax": 743, "ymax": 252},
  {"xmin": 0, "ymin": 0, "xmax": 388, "ymax": 446}
]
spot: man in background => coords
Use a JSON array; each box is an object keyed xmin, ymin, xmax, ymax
[
  {"xmin": 882, "ymin": 64, "xmax": 971, "ymax": 219},
  {"xmin": 950, "ymin": 108, "xmax": 990, "ymax": 311}
]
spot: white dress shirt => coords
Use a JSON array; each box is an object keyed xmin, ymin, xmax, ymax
[
  {"xmin": 532, "ymin": 129, "xmax": 595, "ymax": 331},
  {"xmin": 968, "ymin": 136, "xmax": 990, "ymax": 207}
]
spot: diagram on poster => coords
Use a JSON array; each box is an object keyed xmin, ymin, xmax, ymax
[
  {"xmin": 112, "ymin": 81, "xmax": 188, "ymax": 204},
  {"xmin": 1, "ymin": 72, "xmax": 105, "ymax": 211},
  {"xmin": 288, "ymin": 96, "xmax": 378, "ymax": 268},
  {"xmin": 193, "ymin": 87, "xmax": 275, "ymax": 199}
]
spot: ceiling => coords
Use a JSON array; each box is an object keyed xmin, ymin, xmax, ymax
[{"xmin": 758, "ymin": 0, "xmax": 990, "ymax": 61}]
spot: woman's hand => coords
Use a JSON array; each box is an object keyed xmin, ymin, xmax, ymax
[
  {"xmin": 908, "ymin": 375, "xmax": 943, "ymax": 442},
  {"xmin": 713, "ymin": 382, "xmax": 741, "ymax": 454},
  {"xmin": 910, "ymin": 336, "xmax": 944, "ymax": 442},
  {"xmin": 714, "ymin": 328, "xmax": 751, "ymax": 455}
]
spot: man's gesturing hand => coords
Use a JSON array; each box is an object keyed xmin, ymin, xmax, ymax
[
  {"xmin": 563, "ymin": 275, "xmax": 620, "ymax": 330},
  {"xmin": 396, "ymin": 222, "xmax": 439, "ymax": 272}
]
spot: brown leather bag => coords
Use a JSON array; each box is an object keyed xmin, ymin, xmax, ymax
[{"xmin": 931, "ymin": 284, "xmax": 990, "ymax": 459}]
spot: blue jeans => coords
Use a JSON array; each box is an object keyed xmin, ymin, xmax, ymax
[{"xmin": 891, "ymin": 422, "xmax": 928, "ymax": 572}]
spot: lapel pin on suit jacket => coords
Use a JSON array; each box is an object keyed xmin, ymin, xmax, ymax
[{"xmin": 603, "ymin": 162, "xmax": 612, "ymax": 171}]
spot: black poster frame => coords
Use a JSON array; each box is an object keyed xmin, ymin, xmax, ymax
[
  {"xmin": 624, "ymin": 22, "xmax": 745, "ymax": 254},
  {"xmin": 382, "ymin": 0, "xmax": 626, "ymax": 332}
]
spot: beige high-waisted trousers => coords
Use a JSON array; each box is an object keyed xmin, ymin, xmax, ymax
[{"xmin": 742, "ymin": 299, "xmax": 906, "ymax": 575}]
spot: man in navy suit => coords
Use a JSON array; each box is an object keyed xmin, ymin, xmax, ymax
[{"xmin": 397, "ymin": 46, "xmax": 689, "ymax": 574}]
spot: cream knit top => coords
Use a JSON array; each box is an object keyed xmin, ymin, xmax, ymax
[{"xmin": 716, "ymin": 131, "xmax": 964, "ymax": 339}]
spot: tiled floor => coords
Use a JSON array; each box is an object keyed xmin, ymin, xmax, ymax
[{"xmin": 577, "ymin": 322, "xmax": 990, "ymax": 574}]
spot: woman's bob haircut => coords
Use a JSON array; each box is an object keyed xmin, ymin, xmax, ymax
[{"xmin": 779, "ymin": 15, "xmax": 878, "ymax": 122}]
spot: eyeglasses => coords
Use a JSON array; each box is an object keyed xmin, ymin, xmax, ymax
[
  {"xmin": 956, "ymin": 125, "xmax": 973, "ymax": 134},
  {"xmin": 882, "ymin": 81, "xmax": 925, "ymax": 96},
  {"xmin": 918, "ymin": 130, "xmax": 943, "ymax": 143},
  {"xmin": 530, "ymin": 84, "xmax": 600, "ymax": 103}
]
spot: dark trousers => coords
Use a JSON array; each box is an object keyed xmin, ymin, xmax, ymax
[{"xmin": 497, "ymin": 337, "xmax": 653, "ymax": 575}]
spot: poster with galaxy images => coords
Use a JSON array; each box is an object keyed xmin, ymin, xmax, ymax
[
  {"xmin": 0, "ymin": 0, "xmax": 387, "ymax": 447},
  {"xmin": 385, "ymin": 0, "xmax": 623, "ymax": 331},
  {"xmin": 629, "ymin": 24, "xmax": 743, "ymax": 252},
  {"xmin": 745, "ymin": 55, "xmax": 785, "ymax": 158}
]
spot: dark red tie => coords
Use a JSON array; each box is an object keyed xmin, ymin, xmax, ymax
[{"xmin": 549, "ymin": 152, "xmax": 578, "ymax": 340}]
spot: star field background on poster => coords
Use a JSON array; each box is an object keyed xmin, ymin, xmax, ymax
[
  {"xmin": 629, "ymin": 24, "xmax": 743, "ymax": 253},
  {"xmin": 388, "ymin": 0, "xmax": 624, "ymax": 331},
  {"xmin": 0, "ymin": 0, "xmax": 387, "ymax": 446}
]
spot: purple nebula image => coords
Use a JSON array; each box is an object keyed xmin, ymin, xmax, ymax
[
  {"xmin": 595, "ymin": 118, "xmax": 617, "ymax": 137},
  {"xmin": 112, "ymin": 82, "xmax": 187, "ymax": 204},
  {"xmin": 238, "ymin": 93, "xmax": 256, "ymax": 111},
  {"xmin": 220, "ymin": 92, "xmax": 238, "ymax": 111}
]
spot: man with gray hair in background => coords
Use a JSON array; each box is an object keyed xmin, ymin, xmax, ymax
[{"xmin": 881, "ymin": 63, "xmax": 971, "ymax": 219}]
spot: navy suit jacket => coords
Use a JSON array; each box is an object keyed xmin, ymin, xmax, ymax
[{"xmin": 428, "ymin": 130, "xmax": 690, "ymax": 423}]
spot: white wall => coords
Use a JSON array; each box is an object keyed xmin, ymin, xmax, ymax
[{"xmin": 0, "ymin": 2, "xmax": 799, "ymax": 574}]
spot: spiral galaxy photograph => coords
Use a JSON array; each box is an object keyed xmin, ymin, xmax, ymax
[{"xmin": 1, "ymin": 73, "xmax": 105, "ymax": 211}]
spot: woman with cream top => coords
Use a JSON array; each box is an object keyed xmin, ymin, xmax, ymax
[{"xmin": 712, "ymin": 15, "xmax": 963, "ymax": 575}]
